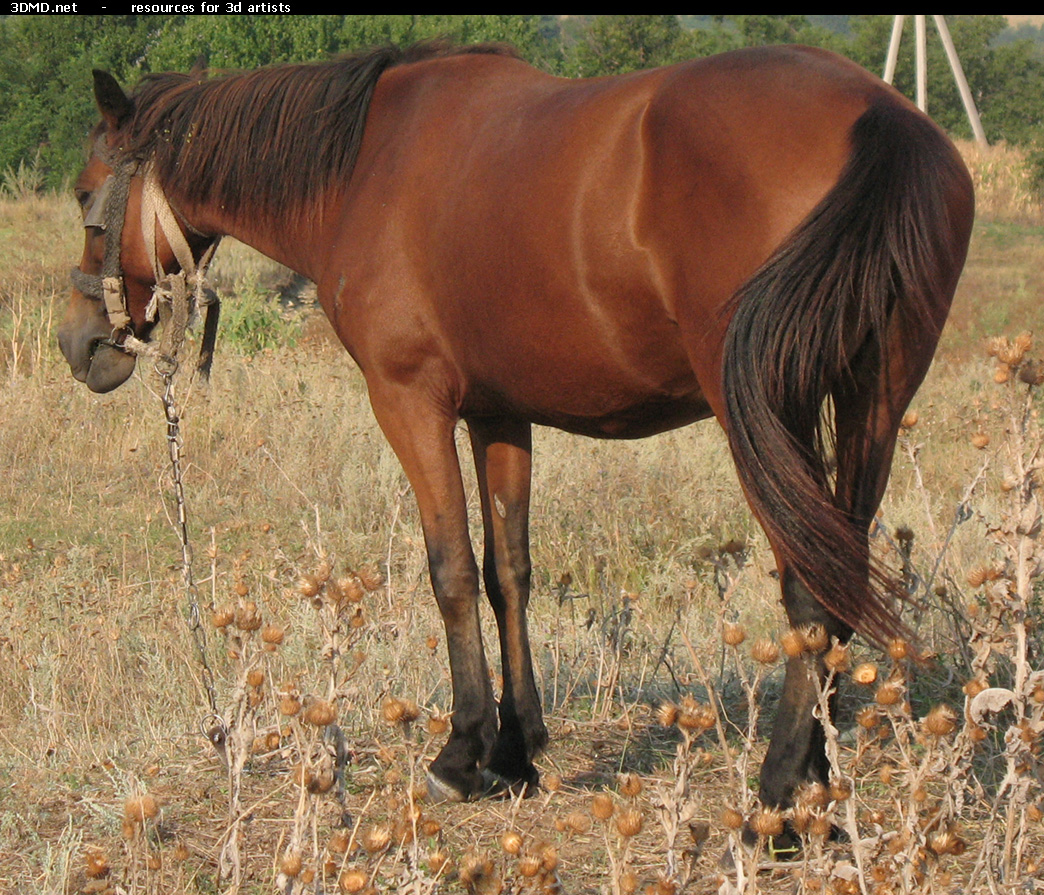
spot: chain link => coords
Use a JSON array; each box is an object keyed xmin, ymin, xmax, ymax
[{"xmin": 158, "ymin": 358, "xmax": 226, "ymax": 743}]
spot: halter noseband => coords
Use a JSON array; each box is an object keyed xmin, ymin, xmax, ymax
[{"xmin": 71, "ymin": 156, "xmax": 222, "ymax": 376}]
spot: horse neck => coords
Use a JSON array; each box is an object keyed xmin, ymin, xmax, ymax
[{"xmin": 174, "ymin": 189, "xmax": 332, "ymax": 283}]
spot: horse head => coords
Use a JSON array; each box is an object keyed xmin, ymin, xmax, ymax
[{"xmin": 58, "ymin": 69, "xmax": 216, "ymax": 393}]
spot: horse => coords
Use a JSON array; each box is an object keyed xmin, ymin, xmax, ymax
[{"xmin": 58, "ymin": 42, "xmax": 974, "ymax": 813}]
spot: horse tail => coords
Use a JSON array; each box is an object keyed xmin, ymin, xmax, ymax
[{"xmin": 721, "ymin": 97, "xmax": 972, "ymax": 644}]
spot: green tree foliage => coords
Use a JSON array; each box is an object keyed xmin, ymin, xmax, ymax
[{"xmin": 2, "ymin": 14, "xmax": 1043, "ymax": 190}]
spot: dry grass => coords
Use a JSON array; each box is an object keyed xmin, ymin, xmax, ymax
[{"xmin": 1, "ymin": 171, "xmax": 1042, "ymax": 894}]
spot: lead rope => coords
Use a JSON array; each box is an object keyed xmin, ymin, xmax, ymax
[{"xmin": 158, "ymin": 356, "xmax": 229, "ymax": 757}]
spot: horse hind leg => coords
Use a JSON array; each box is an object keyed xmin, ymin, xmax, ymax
[
  {"xmin": 759, "ymin": 331, "xmax": 932, "ymax": 811},
  {"xmin": 468, "ymin": 417, "xmax": 548, "ymax": 794}
]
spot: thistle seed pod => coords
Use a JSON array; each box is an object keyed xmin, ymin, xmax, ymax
[
  {"xmin": 749, "ymin": 807, "xmax": 785, "ymax": 838},
  {"xmin": 875, "ymin": 683, "xmax": 902, "ymax": 706},
  {"xmin": 722, "ymin": 623, "xmax": 746, "ymax": 646},
  {"xmin": 565, "ymin": 811, "xmax": 592, "ymax": 834},
  {"xmin": 500, "ymin": 831, "xmax": 523, "ymax": 855},
  {"xmin": 780, "ymin": 628, "xmax": 806, "ymax": 658},
  {"xmin": 261, "ymin": 624, "xmax": 285, "ymax": 645},
  {"xmin": 123, "ymin": 794, "xmax": 159, "ymax": 824},
  {"xmin": 234, "ymin": 600, "xmax": 263, "ymax": 632},
  {"xmin": 823, "ymin": 642, "xmax": 850, "ymax": 673},
  {"xmin": 302, "ymin": 698, "xmax": 336, "ymax": 727},
  {"xmin": 804, "ymin": 625, "xmax": 829, "ymax": 653},
  {"xmin": 923, "ymin": 704, "xmax": 957, "ymax": 737},
  {"xmin": 619, "ymin": 772, "xmax": 643, "ymax": 798},
  {"xmin": 591, "ymin": 792, "xmax": 615, "ymax": 820},
  {"xmin": 887, "ymin": 638, "xmax": 909, "ymax": 661},
  {"xmin": 751, "ymin": 638, "xmax": 780, "ymax": 665},
  {"xmin": 280, "ymin": 851, "xmax": 303, "ymax": 878},
  {"xmin": 720, "ymin": 807, "xmax": 744, "ymax": 830},
  {"xmin": 656, "ymin": 702, "xmax": 678, "ymax": 727},
  {"xmin": 211, "ymin": 607, "xmax": 235, "ymax": 628},
  {"xmin": 852, "ymin": 662, "xmax": 878, "ymax": 685},
  {"xmin": 338, "ymin": 868, "xmax": 368, "ymax": 893},
  {"xmin": 615, "ymin": 808, "xmax": 643, "ymax": 838}
]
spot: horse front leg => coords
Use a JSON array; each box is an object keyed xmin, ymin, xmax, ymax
[
  {"xmin": 468, "ymin": 417, "xmax": 547, "ymax": 794},
  {"xmin": 368, "ymin": 389, "xmax": 498, "ymax": 801}
]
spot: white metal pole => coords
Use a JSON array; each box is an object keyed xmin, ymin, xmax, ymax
[
  {"xmin": 883, "ymin": 15, "xmax": 905, "ymax": 83},
  {"xmin": 915, "ymin": 14, "xmax": 927, "ymax": 112},
  {"xmin": 933, "ymin": 14, "xmax": 988, "ymax": 147}
]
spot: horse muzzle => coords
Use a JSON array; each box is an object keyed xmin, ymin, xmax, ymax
[{"xmin": 57, "ymin": 311, "xmax": 137, "ymax": 393}]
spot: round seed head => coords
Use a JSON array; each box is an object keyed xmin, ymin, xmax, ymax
[
  {"xmin": 963, "ymin": 677, "xmax": 987, "ymax": 697},
  {"xmin": 809, "ymin": 814, "xmax": 834, "ymax": 838},
  {"xmin": 923, "ymin": 704, "xmax": 957, "ymax": 737},
  {"xmin": 261, "ymin": 624, "xmax": 285, "ymax": 645},
  {"xmin": 887, "ymin": 638, "xmax": 909, "ymax": 661},
  {"xmin": 297, "ymin": 575, "xmax": 321, "ymax": 598},
  {"xmin": 619, "ymin": 772, "xmax": 643, "ymax": 798},
  {"xmin": 971, "ymin": 432, "xmax": 990, "ymax": 449},
  {"xmin": 84, "ymin": 847, "xmax": 110, "ymax": 879},
  {"xmin": 722, "ymin": 623, "xmax": 746, "ymax": 646},
  {"xmin": 619, "ymin": 870, "xmax": 640, "ymax": 895},
  {"xmin": 302, "ymin": 698, "xmax": 336, "ymax": 727},
  {"xmin": 500, "ymin": 831, "xmax": 523, "ymax": 855},
  {"xmin": 211, "ymin": 607, "xmax": 235, "ymax": 628},
  {"xmin": 823, "ymin": 642, "xmax": 850, "ymax": 673},
  {"xmin": 123, "ymin": 794, "xmax": 159, "ymax": 823},
  {"xmin": 656, "ymin": 702, "xmax": 678, "ymax": 727},
  {"xmin": 615, "ymin": 808, "xmax": 643, "ymax": 838},
  {"xmin": 780, "ymin": 628, "xmax": 806, "ymax": 658},
  {"xmin": 234, "ymin": 601, "xmax": 262, "ymax": 632},
  {"xmin": 341, "ymin": 577, "xmax": 365, "ymax": 603},
  {"xmin": 852, "ymin": 662, "xmax": 878, "ymax": 685},
  {"xmin": 280, "ymin": 695, "xmax": 301, "ymax": 716},
  {"xmin": 565, "ymin": 811, "xmax": 592, "ymax": 834},
  {"xmin": 358, "ymin": 565, "xmax": 384, "ymax": 591},
  {"xmin": 280, "ymin": 851, "xmax": 302, "ymax": 878},
  {"xmin": 751, "ymin": 638, "xmax": 780, "ymax": 665},
  {"xmin": 749, "ymin": 807, "xmax": 785, "ymax": 838},
  {"xmin": 720, "ymin": 807, "xmax": 744, "ymax": 830},
  {"xmin": 855, "ymin": 706, "xmax": 880, "ymax": 730},
  {"xmin": 427, "ymin": 713, "xmax": 450, "ymax": 735},
  {"xmin": 363, "ymin": 825, "xmax": 391, "ymax": 854},
  {"xmin": 875, "ymin": 683, "xmax": 902, "ymax": 706},
  {"xmin": 591, "ymin": 792, "xmax": 615, "ymax": 820},
  {"xmin": 900, "ymin": 410, "xmax": 919, "ymax": 429},
  {"xmin": 828, "ymin": 778, "xmax": 852, "ymax": 802},
  {"xmin": 246, "ymin": 668, "xmax": 264, "ymax": 688},
  {"xmin": 338, "ymin": 868, "xmax": 368, "ymax": 893},
  {"xmin": 803, "ymin": 624, "xmax": 829, "ymax": 653},
  {"xmin": 382, "ymin": 697, "xmax": 406, "ymax": 724},
  {"xmin": 517, "ymin": 854, "xmax": 542, "ymax": 878}
]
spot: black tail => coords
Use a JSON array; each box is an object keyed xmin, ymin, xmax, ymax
[{"xmin": 722, "ymin": 98, "xmax": 973, "ymax": 643}]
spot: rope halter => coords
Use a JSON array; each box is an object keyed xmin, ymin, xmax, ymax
[{"xmin": 71, "ymin": 158, "xmax": 221, "ymax": 376}]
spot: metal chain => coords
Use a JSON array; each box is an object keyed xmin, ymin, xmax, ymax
[{"xmin": 158, "ymin": 357, "xmax": 227, "ymax": 749}]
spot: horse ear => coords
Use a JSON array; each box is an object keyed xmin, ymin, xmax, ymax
[
  {"xmin": 188, "ymin": 54, "xmax": 209, "ymax": 80},
  {"xmin": 93, "ymin": 70, "xmax": 133, "ymax": 130}
]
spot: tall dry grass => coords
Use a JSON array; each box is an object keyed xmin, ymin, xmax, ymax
[{"xmin": 0, "ymin": 148, "xmax": 1041, "ymax": 893}]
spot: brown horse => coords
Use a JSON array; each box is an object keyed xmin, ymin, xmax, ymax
[{"xmin": 59, "ymin": 43, "xmax": 973, "ymax": 811}]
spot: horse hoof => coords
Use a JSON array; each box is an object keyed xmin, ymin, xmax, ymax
[
  {"xmin": 480, "ymin": 769, "xmax": 537, "ymax": 799},
  {"xmin": 426, "ymin": 770, "xmax": 469, "ymax": 804}
]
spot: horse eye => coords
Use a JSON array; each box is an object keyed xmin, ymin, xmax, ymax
[{"xmin": 74, "ymin": 188, "xmax": 92, "ymax": 211}]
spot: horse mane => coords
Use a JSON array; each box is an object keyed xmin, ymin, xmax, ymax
[{"xmin": 118, "ymin": 42, "xmax": 518, "ymax": 228}]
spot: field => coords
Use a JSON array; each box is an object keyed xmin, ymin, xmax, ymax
[{"xmin": 0, "ymin": 142, "xmax": 1042, "ymax": 894}]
